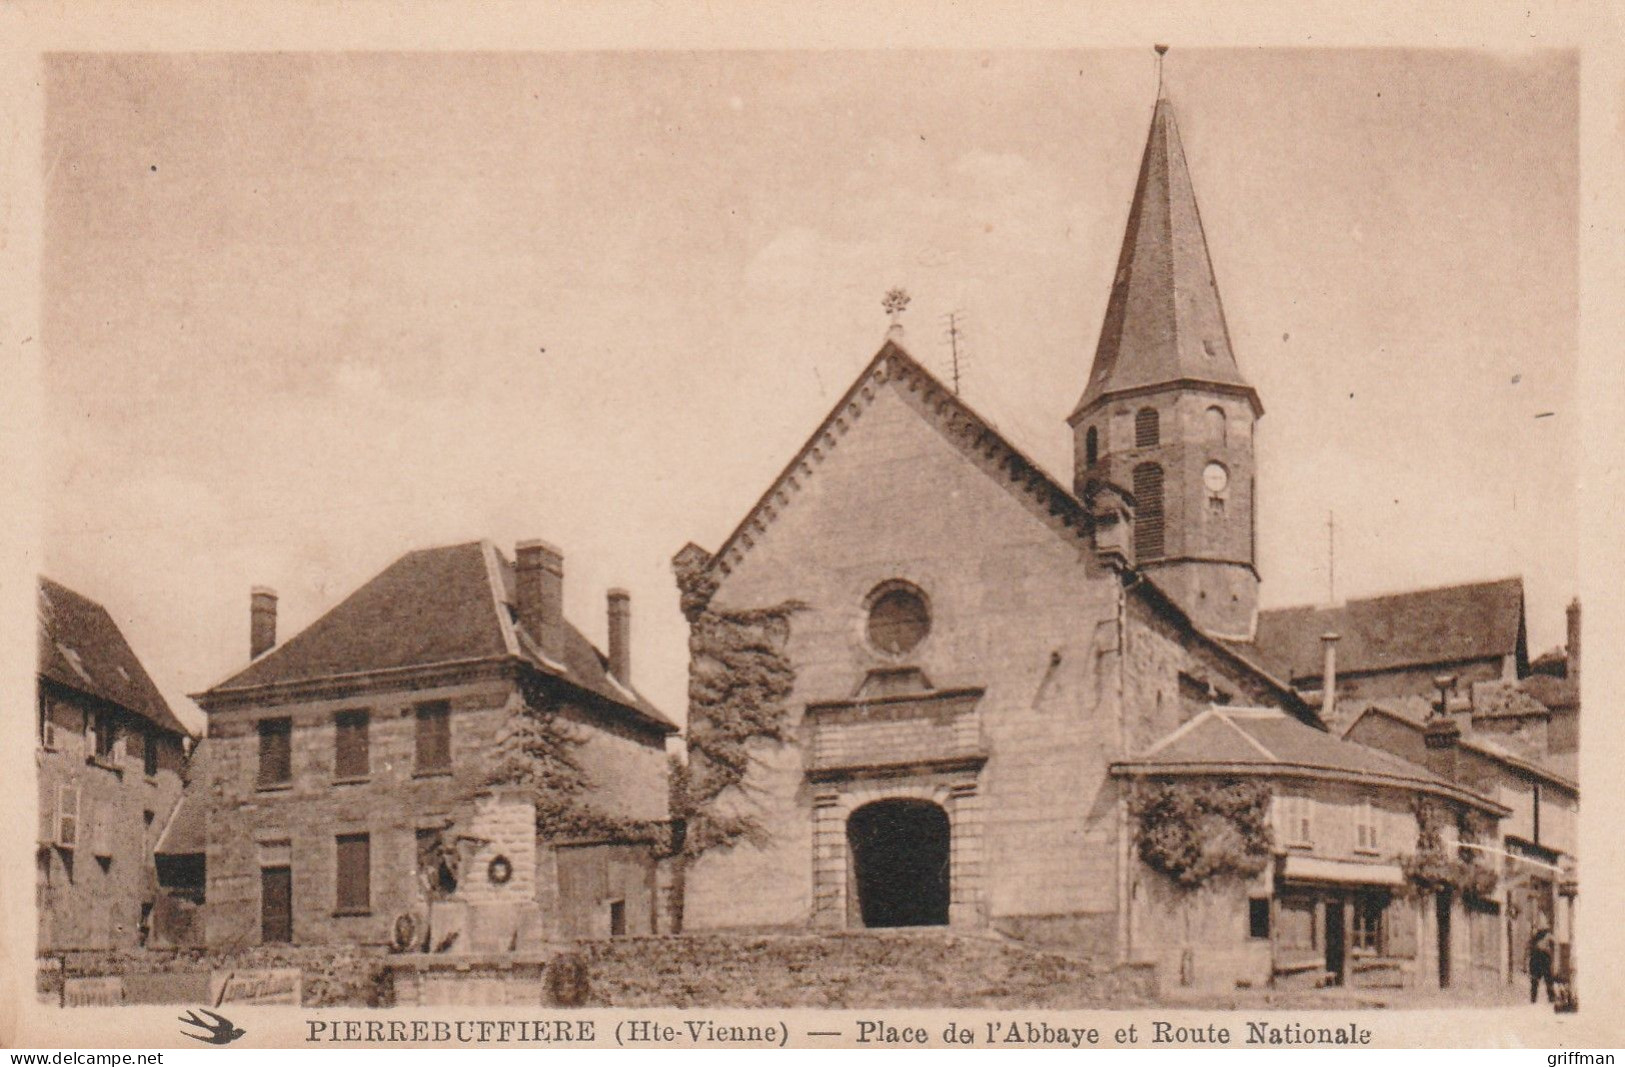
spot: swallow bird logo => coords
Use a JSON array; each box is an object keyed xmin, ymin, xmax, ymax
[{"xmin": 179, "ymin": 1007, "xmax": 246, "ymax": 1045}]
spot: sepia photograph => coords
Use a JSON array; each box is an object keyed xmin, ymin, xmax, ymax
[{"xmin": 3, "ymin": 4, "xmax": 1620, "ymax": 1053}]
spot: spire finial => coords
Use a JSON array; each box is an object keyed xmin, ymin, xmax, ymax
[
  {"xmin": 882, "ymin": 287, "xmax": 911, "ymax": 341},
  {"xmin": 1154, "ymin": 43, "xmax": 1169, "ymax": 100}
]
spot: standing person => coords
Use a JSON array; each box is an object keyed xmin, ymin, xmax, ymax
[{"xmin": 1528, "ymin": 924, "xmax": 1554, "ymax": 1004}]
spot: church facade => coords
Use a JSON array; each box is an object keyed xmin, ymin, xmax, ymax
[{"xmin": 672, "ymin": 90, "xmax": 1513, "ymax": 994}]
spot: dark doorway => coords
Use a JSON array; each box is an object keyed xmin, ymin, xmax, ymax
[
  {"xmin": 1324, "ymin": 897, "xmax": 1346, "ymax": 985},
  {"xmin": 1436, "ymin": 891, "xmax": 1453, "ymax": 988},
  {"xmin": 261, "ymin": 865, "xmax": 292, "ymax": 944},
  {"xmin": 847, "ymin": 800, "xmax": 950, "ymax": 928}
]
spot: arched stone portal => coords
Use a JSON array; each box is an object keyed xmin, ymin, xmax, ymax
[{"xmin": 847, "ymin": 799, "xmax": 951, "ymax": 928}]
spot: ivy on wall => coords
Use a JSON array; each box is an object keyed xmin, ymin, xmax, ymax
[
  {"xmin": 1401, "ymin": 796, "xmax": 1498, "ymax": 900},
  {"xmin": 673, "ymin": 549, "xmax": 804, "ymax": 856},
  {"xmin": 1129, "ymin": 778, "xmax": 1274, "ymax": 888},
  {"xmin": 479, "ymin": 681, "xmax": 670, "ymax": 849}
]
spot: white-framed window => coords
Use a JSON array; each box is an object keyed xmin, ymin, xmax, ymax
[
  {"xmin": 1355, "ymin": 798, "xmax": 1380, "ymax": 853},
  {"xmin": 55, "ymin": 784, "xmax": 80, "ymax": 849},
  {"xmin": 1277, "ymin": 793, "xmax": 1314, "ymax": 847},
  {"xmin": 38, "ymin": 692, "xmax": 56, "ymax": 749}
]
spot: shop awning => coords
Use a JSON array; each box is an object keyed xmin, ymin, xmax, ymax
[{"xmin": 1281, "ymin": 855, "xmax": 1405, "ymax": 888}]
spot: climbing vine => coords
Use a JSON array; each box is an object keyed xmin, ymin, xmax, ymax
[
  {"xmin": 1129, "ymin": 778, "xmax": 1274, "ymax": 888},
  {"xmin": 481, "ymin": 682, "xmax": 671, "ymax": 850},
  {"xmin": 673, "ymin": 547, "xmax": 803, "ymax": 856},
  {"xmin": 1401, "ymin": 796, "xmax": 1497, "ymax": 899}
]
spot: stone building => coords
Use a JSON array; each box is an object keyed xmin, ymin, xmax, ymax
[
  {"xmin": 669, "ymin": 86, "xmax": 1526, "ymax": 999},
  {"xmin": 1116, "ymin": 706, "xmax": 1507, "ymax": 993},
  {"xmin": 188, "ymin": 539, "xmax": 676, "ymax": 951},
  {"xmin": 35, "ymin": 577, "xmax": 190, "ymax": 951},
  {"xmin": 1250, "ymin": 578, "xmax": 1530, "ymax": 711},
  {"xmin": 1343, "ymin": 700, "xmax": 1578, "ymax": 986}
]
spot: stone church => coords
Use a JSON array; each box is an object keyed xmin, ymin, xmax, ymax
[{"xmin": 672, "ymin": 88, "xmax": 1516, "ymax": 992}]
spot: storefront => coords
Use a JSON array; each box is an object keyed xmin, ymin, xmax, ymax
[{"xmin": 1271, "ymin": 856, "xmax": 1414, "ymax": 990}]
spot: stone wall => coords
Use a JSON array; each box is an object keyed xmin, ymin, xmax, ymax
[
  {"xmin": 35, "ymin": 684, "xmax": 186, "ymax": 952},
  {"xmin": 202, "ymin": 677, "xmax": 514, "ymax": 948},
  {"xmin": 683, "ymin": 369, "xmax": 1128, "ymax": 935},
  {"xmin": 576, "ymin": 929, "xmax": 1156, "ymax": 1008}
]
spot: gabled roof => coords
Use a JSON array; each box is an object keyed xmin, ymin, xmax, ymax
[
  {"xmin": 1339, "ymin": 702, "xmax": 1577, "ymax": 795},
  {"xmin": 37, "ymin": 576, "xmax": 188, "ymax": 737},
  {"xmin": 1249, "ymin": 577, "xmax": 1527, "ymax": 683},
  {"xmin": 1115, "ymin": 706, "xmax": 1505, "ymax": 814},
  {"xmin": 685, "ymin": 336, "xmax": 1309, "ymax": 722},
  {"xmin": 201, "ymin": 541, "xmax": 674, "ymax": 732},
  {"xmin": 1071, "ymin": 95, "xmax": 1258, "ymax": 420},
  {"xmin": 699, "ymin": 337, "xmax": 1103, "ymax": 585}
]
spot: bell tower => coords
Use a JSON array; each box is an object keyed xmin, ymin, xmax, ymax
[{"xmin": 1069, "ymin": 82, "xmax": 1262, "ymax": 639}]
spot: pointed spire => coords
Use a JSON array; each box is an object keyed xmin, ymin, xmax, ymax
[{"xmin": 1070, "ymin": 82, "xmax": 1260, "ymax": 421}]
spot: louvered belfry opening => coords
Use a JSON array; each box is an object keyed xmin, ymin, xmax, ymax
[
  {"xmin": 1135, "ymin": 407, "xmax": 1161, "ymax": 448},
  {"xmin": 1133, "ymin": 462, "xmax": 1166, "ymax": 560}
]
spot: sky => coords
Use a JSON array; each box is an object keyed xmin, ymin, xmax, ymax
[{"xmin": 40, "ymin": 49, "xmax": 1578, "ymax": 733}]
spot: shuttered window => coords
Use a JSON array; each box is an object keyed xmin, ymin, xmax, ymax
[
  {"xmin": 334, "ymin": 711, "xmax": 369, "ymax": 780},
  {"xmin": 1277, "ymin": 793, "xmax": 1313, "ymax": 846},
  {"xmin": 335, "ymin": 833, "xmax": 370, "ymax": 913},
  {"xmin": 1132, "ymin": 463, "xmax": 1165, "ymax": 560},
  {"xmin": 1135, "ymin": 407, "xmax": 1160, "ymax": 448},
  {"xmin": 415, "ymin": 702, "xmax": 451, "ymax": 774},
  {"xmin": 1355, "ymin": 799, "xmax": 1379, "ymax": 853},
  {"xmin": 257, "ymin": 718, "xmax": 292, "ymax": 788},
  {"xmin": 92, "ymin": 711, "xmax": 117, "ymax": 761}
]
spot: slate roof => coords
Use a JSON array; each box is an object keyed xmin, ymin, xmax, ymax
[
  {"xmin": 37, "ymin": 576, "xmax": 188, "ymax": 737},
  {"xmin": 1248, "ymin": 577, "xmax": 1526, "ymax": 683},
  {"xmin": 1115, "ymin": 706, "xmax": 1504, "ymax": 813},
  {"xmin": 203, "ymin": 541, "xmax": 675, "ymax": 732},
  {"xmin": 1071, "ymin": 95, "xmax": 1259, "ymax": 420},
  {"xmin": 1339, "ymin": 702, "xmax": 1577, "ymax": 794},
  {"xmin": 155, "ymin": 741, "xmax": 207, "ymax": 856}
]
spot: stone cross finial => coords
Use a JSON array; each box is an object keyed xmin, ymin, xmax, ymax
[{"xmin": 883, "ymin": 287, "xmax": 911, "ymax": 323}]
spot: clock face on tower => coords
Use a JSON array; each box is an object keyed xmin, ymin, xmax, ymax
[{"xmin": 1203, "ymin": 462, "xmax": 1229, "ymax": 494}]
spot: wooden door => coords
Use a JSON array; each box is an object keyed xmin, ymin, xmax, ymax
[{"xmin": 261, "ymin": 866, "xmax": 292, "ymax": 944}]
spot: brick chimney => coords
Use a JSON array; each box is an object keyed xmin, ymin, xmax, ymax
[
  {"xmin": 1566, "ymin": 598, "xmax": 1580, "ymax": 685},
  {"xmin": 250, "ymin": 586, "xmax": 278, "ymax": 660},
  {"xmin": 1423, "ymin": 674, "xmax": 1461, "ymax": 782},
  {"xmin": 1319, "ymin": 632, "xmax": 1340, "ymax": 725},
  {"xmin": 607, "ymin": 588, "xmax": 631, "ymax": 685},
  {"xmin": 515, "ymin": 540, "xmax": 566, "ymax": 665}
]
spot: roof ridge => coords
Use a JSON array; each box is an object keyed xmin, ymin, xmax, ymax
[
  {"xmin": 699, "ymin": 338, "xmax": 1098, "ymax": 584},
  {"xmin": 480, "ymin": 540, "xmax": 521, "ymax": 658},
  {"xmin": 1261, "ymin": 575, "xmax": 1525, "ymax": 617},
  {"xmin": 1214, "ymin": 709, "xmax": 1280, "ymax": 761},
  {"xmin": 1140, "ymin": 707, "xmax": 1217, "ymax": 758}
]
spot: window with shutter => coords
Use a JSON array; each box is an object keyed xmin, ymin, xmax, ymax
[
  {"xmin": 414, "ymin": 703, "xmax": 452, "ymax": 774},
  {"xmin": 1277, "ymin": 794, "xmax": 1313, "ymax": 847},
  {"xmin": 56, "ymin": 784, "xmax": 79, "ymax": 849},
  {"xmin": 258, "ymin": 718, "xmax": 292, "ymax": 788},
  {"xmin": 335, "ymin": 833, "xmax": 370, "ymax": 914},
  {"xmin": 1132, "ymin": 463, "xmax": 1165, "ymax": 560},
  {"xmin": 334, "ymin": 711, "xmax": 370, "ymax": 780},
  {"xmin": 92, "ymin": 711, "xmax": 117, "ymax": 762},
  {"xmin": 1355, "ymin": 799, "xmax": 1379, "ymax": 853}
]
